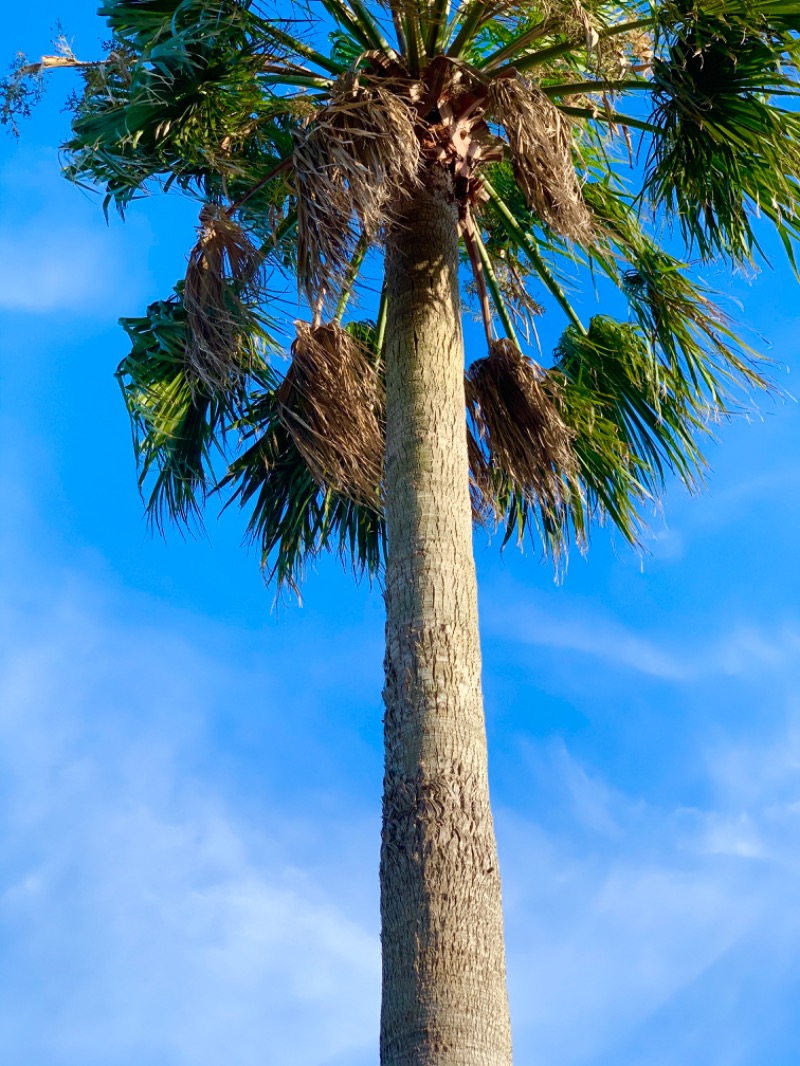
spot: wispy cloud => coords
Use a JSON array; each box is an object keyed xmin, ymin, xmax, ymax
[
  {"xmin": 499, "ymin": 733, "xmax": 800, "ymax": 1066},
  {"xmin": 0, "ymin": 570, "xmax": 380, "ymax": 1066},
  {"xmin": 499, "ymin": 600, "xmax": 688, "ymax": 680},
  {"xmin": 2, "ymin": 458, "xmax": 800, "ymax": 1066},
  {"xmin": 486, "ymin": 591, "xmax": 800, "ymax": 684}
]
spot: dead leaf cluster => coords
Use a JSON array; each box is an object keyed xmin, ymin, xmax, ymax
[
  {"xmin": 488, "ymin": 72, "xmax": 592, "ymax": 241},
  {"xmin": 277, "ymin": 322, "xmax": 385, "ymax": 504},
  {"xmin": 183, "ymin": 204, "xmax": 265, "ymax": 387},
  {"xmin": 466, "ymin": 338, "xmax": 578, "ymax": 517},
  {"xmin": 293, "ymin": 74, "xmax": 421, "ymax": 309}
]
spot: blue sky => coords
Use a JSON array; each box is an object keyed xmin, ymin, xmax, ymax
[{"xmin": 2, "ymin": 4, "xmax": 800, "ymax": 1064}]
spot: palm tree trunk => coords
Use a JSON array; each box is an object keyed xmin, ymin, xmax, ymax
[{"xmin": 380, "ymin": 166, "xmax": 514, "ymax": 1066}]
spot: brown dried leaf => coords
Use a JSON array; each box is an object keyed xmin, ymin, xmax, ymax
[
  {"xmin": 277, "ymin": 322, "xmax": 385, "ymax": 505},
  {"xmin": 293, "ymin": 74, "xmax": 421, "ymax": 309},
  {"xmin": 183, "ymin": 204, "xmax": 265, "ymax": 388},
  {"xmin": 466, "ymin": 338, "xmax": 579, "ymax": 519},
  {"xmin": 488, "ymin": 71, "xmax": 592, "ymax": 242}
]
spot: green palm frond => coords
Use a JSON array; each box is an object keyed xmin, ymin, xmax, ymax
[
  {"xmin": 480, "ymin": 172, "xmax": 586, "ymax": 333},
  {"xmin": 554, "ymin": 315, "xmax": 707, "ymax": 496},
  {"xmin": 8, "ymin": 0, "xmax": 796, "ymax": 586},
  {"xmin": 581, "ymin": 178, "xmax": 768, "ymax": 401},
  {"xmin": 99, "ymin": 0, "xmax": 235, "ymax": 50},
  {"xmin": 646, "ymin": 0, "xmax": 800, "ymax": 261},
  {"xmin": 622, "ymin": 248, "xmax": 765, "ymax": 402},
  {"xmin": 221, "ymin": 389, "xmax": 386, "ymax": 594},
  {"xmin": 116, "ymin": 285, "xmax": 272, "ymax": 528},
  {"xmin": 553, "ymin": 371, "xmax": 645, "ymax": 545},
  {"xmin": 220, "ymin": 318, "xmax": 386, "ymax": 592},
  {"xmin": 64, "ymin": 6, "xmax": 305, "ymax": 212}
]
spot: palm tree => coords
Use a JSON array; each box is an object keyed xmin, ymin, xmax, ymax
[{"xmin": 5, "ymin": 0, "xmax": 800, "ymax": 1061}]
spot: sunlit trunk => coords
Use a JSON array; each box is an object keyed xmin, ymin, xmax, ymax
[{"xmin": 380, "ymin": 166, "xmax": 514, "ymax": 1066}]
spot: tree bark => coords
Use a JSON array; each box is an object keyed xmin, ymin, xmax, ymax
[{"xmin": 380, "ymin": 167, "xmax": 513, "ymax": 1066}]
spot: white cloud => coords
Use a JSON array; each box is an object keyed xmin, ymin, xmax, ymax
[
  {"xmin": 2, "ymin": 449, "xmax": 800, "ymax": 1065},
  {"xmin": 499, "ymin": 733, "xmax": 800, "ymax": 1066},
  {"xmin": 504, "ymin": 842, "xmax": 754, "ymax": 1066},
  {"xmin": 705, "ymin": 623, "xmax": 800, "ymax": 677},
  {"xmin": 486, "ymin": 596, "xmax": 689, "ymax": 680},
  {"xmin": 487, "ymin": 591, "xmax": 800, "ymax": 684},
  {"xmin": 0, "ymin": 573, "xmax": 380, "ymax": 1066}
]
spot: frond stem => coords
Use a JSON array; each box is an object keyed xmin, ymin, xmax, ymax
[
  {"xmin": 499, "ymin": 16, "xmax": 655, "ymax": 75},
  {"xmin": 256, "ymin": 22, "xmax": 346, "ymax": 76},
  {"xmin": 263, "ymin": 72, "xmax": 334, "ymax": 90},
  {"xmin": 425, "ymin": 0, "xmax": 452, "ymax": 55},
  {"xmin": 405, "ymin": 8, "xmax": 424, "ymax": 76},
  {"xmin": 318, "ymin": 0, "xmax": 375, "ymax": 52},
  {"xmin": 443, "ymin": 0, "xmax": 472, "ymax": 46},
  {"xmin": 447, "ymin": 0, "xmax": 496, "ymax": 58},
  {"xmin": 482, "ymin": 178, "xmax": 586, "ymax": 335},
  {"xmin": 462, "ymin": 207, "xmax": 495, "ymax": 345},
  {"xmin": 478, "ymin": 18, "xmax": 555, "ymax": 71},
  {"xmin": 375, "ymin": 283, "xmax": 388, "ymax": 360},
  {"xmin": 333, "ymin": 234, "xmax": 369, "ymax": 324},
  {"xmin": 542, "ymin": 79, "xmax": 652, "ymax": 98},
  {"xmin": 389, "ymin": 6, "xmax": 408, "ymax": 54},
  {"xmin": 472, "ymin": 223, "xmax": 521, "ymax": 348},
  {"xmin": 557, "ymin": 105, "xmax": 660, "ymax": 133},
  {"xmin": 227, "ymin": 155, "xmax": 293, "ymax": 214},
  {"xmin": 347, "ymin": 0, "xmax": 397, "ymax": 54}
]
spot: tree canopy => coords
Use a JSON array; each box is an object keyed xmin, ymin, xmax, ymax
[{"xmin": 5, "ymin": 0, "xmax": 797, "ymax": 590}]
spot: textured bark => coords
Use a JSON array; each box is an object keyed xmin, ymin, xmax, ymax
[{"xmin": 380, "ymin": 168, "xmax": 513, "ymax": 1066}]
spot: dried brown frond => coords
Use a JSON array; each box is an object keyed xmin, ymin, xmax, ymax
[
  {"xmin": 588, "ymin": 28, "xmax": 654, "ymax": 83},
  {"xmin": 277, "ymin": 322, "xmax": 385, "ymax": 504},
  {"xmin": 183, "ymin": 204, "xmax": 265, "ymax": 387},
  {"xmin": 464, "ymin": 245, "xmax": 544, "ymax": 345},
  {"xmin": 488, "ymin": 72, "xmax": 592, "ymax": 242},
  {"xmin": 466, "ymin": 420, "xmax": 497, "ymax": 528},
  {"xmin": 293, "ymin": 74, "xmax": 421, "ymax": 309},
  {"xmin": 466, "ymin": 338, "xmax": 579, "ymax": 519},
  {"xmin": 494, "ymin": 257, "xmax": 544, "ymax": 344}
]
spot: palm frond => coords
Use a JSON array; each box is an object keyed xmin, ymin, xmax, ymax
[
  {"xmin": 645, "ymin": 0, "xmax": 800, "ymax": 261},
  {"xmin": 320, "ymin": 0, "xmax": 389, "ymax": 52},
  {"xmin": 220, "ymin": 319, "xmax": 386, "ymax": 594},
  {"xmin": 277, "ymin": 321, "xmax": 385, "ymax": 505},
  {"xmin": 183, "ymin": 204, "xmax": 272, "ymax": 387},
  {"xmin": 481, "ymin": 174, "xmax": 586, "ymax": 331},
  {"xmin": 622, "ymin": 248, "xmax": 768, "ymax": 403},
  {"xmin": 293, "ymin": 71, "xmax": 420, "ymax": 308},
  {"xmin": 487, "ymin": 71, "xmax": 593, "ymax": 242},
  {"xmin": 550, "ymin": 368, "xmax": 644, "ymax": 545},
  {"xmin": 63, "ymin": 0, "xmax": 318, "ymax": 213},
  {"xmin": 425, "ymin": 0, "xmax": 453, "ymax": 54},
  {"xmin": 554, "ymin": 314, "xmax": 707, "ymax": 497},
  {"xmin": 467, "ymin": 338, "xmax": 580, "ymax": 556},
  {"xmin": 10, "ymin": 0, "xmax": 795, "ymax": 592},
  {"xmin": 581, "ymin": 178, "xmax": 770, "ymax": 406},
  {"xmin": 116, "ymin": 288, "xmax": 268, "ymax": 528}
]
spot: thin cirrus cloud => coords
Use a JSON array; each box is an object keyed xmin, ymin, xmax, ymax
[
  {"xmin": 3, "ymin": 517, "xmax": 800, "ymax": 1065},
  {"xmin": 0, "ymin": 559, "xmax": 381, "ymax": 1066},
  {"xmin": 500, "ymin": 730, "xmax": 800, "ymax": 1066},
  {"xmin": 487, "ymin": 592, "xmax": 800, "ymax": 684}
]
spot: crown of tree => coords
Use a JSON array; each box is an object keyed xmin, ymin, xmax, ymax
[{"xmin": 5, "ymin": 0, "xmax": 797, "ymax": 589}]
